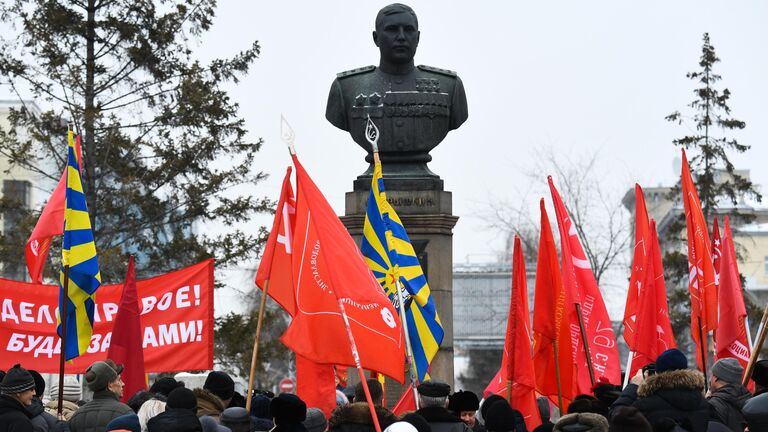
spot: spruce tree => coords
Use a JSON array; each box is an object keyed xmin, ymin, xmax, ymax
[{"xmin": 0, "ymin": 0, "xmax": 270, "ymax": 281}]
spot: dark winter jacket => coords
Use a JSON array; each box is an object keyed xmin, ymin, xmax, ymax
[
  {"xmin": 250, "ymin": 415, "xmax": 274, "ymax": 431},
  {"xmin": 147, "ymin": 408, "xmax": 203, "ymax": 432},
  {"xmin": 611, "ymin": 369, "xmax": 710, "ymax": 432},
  {"xmin": 329, "ymin": 402, "xmax": 398, "ymax": 432},
  {"xmin": 416, "ymin": 407, "xmax": 472, "ymax": 432},
  {"xmin": 67, "ymin": 390, "xmax": 133, "ymax": 432},
  {"xmin": 28, "ymin": 397, "xmax": 67, "ymax": 432},
  {"xmin": 194, "ymin": 388, "xmax": 226, "ymax": 420},
  {"xmin": 0, "ymin": 394, "xmax": 34, "ymax": 432},
  {"xmin": 471, "ymin": 422, "xmax": 486, "ymax": 432},
  {"xmin": 707, "ymin": 384, "xmax": 751, "ymax": 432}
]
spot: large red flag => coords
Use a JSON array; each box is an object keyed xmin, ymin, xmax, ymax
[
  {"xmin": 548, "ymin": 177, "xmax": 621, "ymax": 392},
  {"xmin": 714, "ymin": 216, "xmax": 750, "ymax": 367},
  {"xmin": 623, "ymin": 184, "xmax": 651, "ymax": 354},
  {"xmin": 681, "ymin": 149, "xmax": 718, "ymax": 370},
  {"xmin": 280, "ymin": 154, "xmax": 405, "ymax": 382},
  {"xmin": 106, "ymin": 256, "xmax": 146, "ymax": 402},
  {"xmin": 631, "ymin": 220, "xmax": 676, "ymax": 376},
  {"xmin": 484, "ymin": 236, "xmax": 541, "ymax": 432},
  {"xmin": 532, "ymin": 199, "xmax": 576, "ymax": 410},
  {"xmin": 255, "ymin": 167, "xmax": 297, "ymax": 315},
  {"xmin": 25, "ymin": 136, "xmax": 83, "ymax": 283}
]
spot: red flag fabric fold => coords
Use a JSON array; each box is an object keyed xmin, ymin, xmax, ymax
[
  {"xmin": 106, "ymin": 256, "xmax": 146, "ymax": 402},
  {"xmin": 255, "ymin": 167, "xmax": 297, "ymax": 315},
  {"xmin": 548, "ymin": 177, "xmax": 621, "ymax": 391},
  {"xmin": 484, "ymin": 236, "xmax": 541, "ymax": 432},
  {"xmin": 714, "ymin": 216, "xmax": 750, "ymax": 367},
  {"xmin": 280, "ymin": 154, "xmax": 405, "ymax": 382},
  {"xmin": 532, "ymin": 199, "xmax": 576, "ymax": 410},
  {"xmin": 631, "ymin": 220, "xmax": 676, "ymax": 375},
  {"xmin": 392, "ymin": 385, "xmax": 416, "ymax": 416},
  {"xmin": 296, "ymin": 354, "xmax": 337, "ymax": 418},
  {"xmin": 681, "ymin": 149, "xmax": 718, "ymax": 370}
]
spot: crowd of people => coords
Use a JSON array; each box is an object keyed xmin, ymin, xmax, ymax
[{"xmin": 1, "ymin": 349, "xmax": 768, "ymax": 432}]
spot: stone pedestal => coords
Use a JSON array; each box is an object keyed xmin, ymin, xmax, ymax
[{"xmin": 341, "ymin": 175, "xmax": 458, "ymax": 391}]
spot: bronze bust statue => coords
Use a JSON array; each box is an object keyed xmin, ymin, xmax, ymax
[{"xmin": 326, "ymin": 3, "xmax": 468, "ymax": 188}]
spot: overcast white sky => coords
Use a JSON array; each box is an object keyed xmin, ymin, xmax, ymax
[
  {"xmin": 196, "ymin": 1, "xmax": 768, "ymax": 315},
  {"xmin": 6, "ymin": 1, "xmax": 768, "ymax": 317}
]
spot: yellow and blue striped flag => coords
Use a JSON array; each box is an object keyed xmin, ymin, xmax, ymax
[
  {"xmin": 361, "ymin": 161, "xmax": 443, "ymax": 381},
  {"xmin": 58, "ymin": 130, "xmax": 101, "ymax": 360}
]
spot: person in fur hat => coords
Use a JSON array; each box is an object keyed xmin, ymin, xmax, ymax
[
  {"xmin": 448, "ymin": 391, "xmax": 484, "ymax": 432},
  {"xmin": 553, "ymin": 412, "xmax": 608, "ymax": 432},
  {"xmin": 328, "ymin": 392, "xmax": 398, "ymax": 432},
  {"xmin": 271, "ymin": 393, "xmax": 308, "ymax": 432},
  {"xmin": 610, "ymin": 349, "xmax": 710, "ymax": 432}
]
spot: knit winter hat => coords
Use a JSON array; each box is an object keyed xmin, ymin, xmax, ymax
[
  {"xmin": 204, "ymin": 371, "xmax": 235, "ymax": 401},
  {"xmin": 752, "ymin": 360, "xmax": 768, "ymax": 388},
  {"xmin": 303, "ymin": 407, "xmax": 327, "ymax": 432},
  {"xmin": 0, "ymin": 364, "xmax": 36, "ymax": 395},
  {"xmin": 167, "ymin": 387, "xmax": 199, "ymax": 411},
  {"xmin": 711, "ymin": 358, "xmax": 744, "ymax": 385},
  {"xmin": 107, "ymin": 413, "xmax": 141, "ymax": 432},
  {"xmin": 28, "ymin": 369, "xmax": 45, "ymax": 397},
  {"xmin": 201, "ymin": 415, "xmax": 233, "ymax": 432},
  {"xmin": 149, "ymin": 376, "xmax": 185, "ymax": 397},
  {"xmin": 608, "ymin": 406, "xmax": 651, "ymax": 432},
  {"xmin": 655, "ymin": 349, "xmax": 688, "ymax": 373},
  {"xmin": 85, "ymin": 360, "xmax": 123, "ymax": 391},
  {"xmin": 50, "ymin": 376, "xmax": 82, "ymax": 402},
  {"xmin": 554, "ymin": 412, "xmax": 609, "ymax": 432},
  {"xmin": 485, "ymin": 399, "xmax": 526, "ymax": 432},
  {"xmin": 251, "ymin": 393, "xmax": 272, "ymax": 418},
  {"xmin": 479, "ymin": 394, "xmax": 506, "ymax": 422},
  {"xmin": 270, "ymin": 393, "xmax": 307, "ymax": 425},
  {"xmin": 221, "ymin": 407, "xmax": 252, "ymax": 432}
]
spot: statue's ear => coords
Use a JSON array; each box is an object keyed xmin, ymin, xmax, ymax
[{"xmin": 372, "ymin": 30, "xmax": 380, "ymax": 47}]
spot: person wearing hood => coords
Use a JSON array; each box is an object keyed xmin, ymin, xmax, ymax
[
  {"xmin": 0, "ymin": 364, "xmax": 36, "ymax": 432},
  {"xmin": 415, "ymin": 381, "xmax": 471, "ymax": 432},
  {"xmin": 69, "ymin": 360, "xmax": 133, "ymax": 432},
  {"xmin": 147, "ymin": 387, "xmax": 202, "ymax": 432},
  {"xmin": 46, "ymin": 376, "xmax": 82, "ymax": 421},
  {"xmin": 706, "ymin": 358, "xmax": 752, "ymax": 431},
  {"xmin": 610, "ymin": 349, "xmax": 710, "ymax": 432},
  {"xmin": 28, "ymin": 369, "xmax": 68, "ymax": 432}
]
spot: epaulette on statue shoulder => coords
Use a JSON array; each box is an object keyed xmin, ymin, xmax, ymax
[
  {"xmin": 336, "ymin": 65, "xmax": 375, "ymax": 79},
  {"xmin": 417, "ymin": 65, "xmax": 457, "ymax": 77}
]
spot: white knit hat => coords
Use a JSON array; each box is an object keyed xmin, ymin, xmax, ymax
[{"xmin": 50, "ymin": 376, "xmax": 81, "ymax": 402}]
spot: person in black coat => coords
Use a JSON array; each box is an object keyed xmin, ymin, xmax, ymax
[
  {"xmin": 147, "ymin": 387, "xmax": 203, "ymax": 432},
  {"xmin": 0, "ymin": 364, "xmax": 37, "ymax": 432},
  {"xmin": 610, "ymin": 349, "xmax": 710, "ymax": 432},
  {"xmin": 415, "ymin": 382, "xmax": 471, "ymax": 432}
]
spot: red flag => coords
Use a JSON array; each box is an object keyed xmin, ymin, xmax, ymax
[
  {"xmin": 25, "ymin": 136, "xmax": 84, "ymax": 283},
  {"xmin": 532, "ymin": 199, "xmax": 576, "ymax": 410},
  {"xmin": 623, "ymin": 184, "xmax": 651, "ymax": 353},
  {"xmin": 280, "ymin": 154, "xmax": 405, "ymax": 382},
  {"xmin": 630, "ymin": 220, "xmax": 676, "ymax": 376},
  {"xmin": 484, "ymin": 237, "xmax": 542, "ymax": 431},
  {"xmin": 714, "ymin": 216, "xmax": 750, "ymax": 367},
  {"xmin": 712, "ymin": 218, "xmax": 723, "ymax": 286},
  {"xmin": 255, "ymin": 167, "xmax": 297, "ymax": 315},
  {"xmin": 106, "ymin": 256, "xmax": 146, "ymax": 402},
  {"xmin": 392, "ymin": 385, "xmax": 416, "ymax": 416},
  {"xmin": 548, "ymin": 176, "xmax": 621, "ymax": 392},
  {"xmin": 681, "ymin": 149, "xmax": 718, "ymax": 370},
  {"xmin": 296, "ymin": 354, "xmax": 337, "ymax": 418}
]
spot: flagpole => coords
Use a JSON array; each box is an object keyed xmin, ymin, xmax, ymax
[
  {"xmin": 368, "ymin": 116, "xmax": 420, "ymax": 408},
  {"xmin": 57, "ymin": 265, "xmax": 70, "ymax": 416},
  {"xmin": 553, "ymin": 339, "xmax": 564, "ymax": 412},
  {"xmin": 743, "ymin": 303, "xmax": 768, "ymax": 386},
  {"xmin": 245, "ymin": 279, "xmax": 270, "ymax": 411},
  {"xmin": 337, "ymin": 298, "xmax": 384, "ymax": 432},
  {"xmin": 745, "ymin": 316, "xmax": 754, "ymax": 351},
  {"xmin": 575, "ymin": 303, "xmax": 596, "ymax": 386},
  {"xmin": 698, "ymin": 317, "xmax": 709, "ymax": 392},
  {"xmin": 623, "ymin": 352, "xmax": 634, "ymax": 389}
]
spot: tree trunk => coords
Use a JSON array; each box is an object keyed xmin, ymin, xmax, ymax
[{"xmin": 84, "ymin": 0, "xmax": 97, "ymax": 226}]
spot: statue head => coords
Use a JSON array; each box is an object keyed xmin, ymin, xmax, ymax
[{"xmin": 373, "ymin": 4, "xmax": 420, "ymax": 68}]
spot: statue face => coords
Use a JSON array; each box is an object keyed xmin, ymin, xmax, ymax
[{"xmin": 373, "ymin": 12, "xmax": 420, "ymax": 65}]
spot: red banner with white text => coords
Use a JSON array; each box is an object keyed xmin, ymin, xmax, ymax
[{"xmin": 0, "ymin": 259, "xmax": 214, "ymax": 373}]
